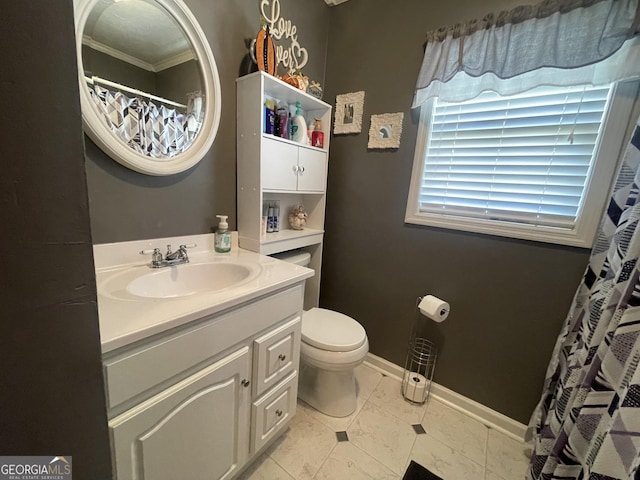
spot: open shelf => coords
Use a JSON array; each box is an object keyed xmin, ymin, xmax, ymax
[
  {"xmin": 261, "ymin": 133, "xmax": 327, "ymax": 154},
  {"xmin": 261, "ymin": 228, "xmax": 324, "ymax": 245},
  {"xmin": 258, "ymin": 228, "xmax": 324, "ymax": 256},
  {"xmin": 259, "ymin": 72, "xmax": 330, "ymax": 113}
]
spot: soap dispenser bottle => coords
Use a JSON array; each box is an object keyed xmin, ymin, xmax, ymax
[{"xmin": 214, "ymin": 215, "xmax": 231, "ymax": 253}]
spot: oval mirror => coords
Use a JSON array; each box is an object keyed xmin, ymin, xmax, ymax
[{"xmin": 74, "ymin": 0, "xmax": 221, "ymax": 175}]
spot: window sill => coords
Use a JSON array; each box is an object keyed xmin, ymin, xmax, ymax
[{"xmin": 404, "ymin": 211, "xmax": 595, "ymax": 248}]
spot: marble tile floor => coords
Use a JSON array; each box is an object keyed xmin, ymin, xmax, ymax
[{"xmin": 238, "ymin": 364, "xmax": 531, "ymax": 480}]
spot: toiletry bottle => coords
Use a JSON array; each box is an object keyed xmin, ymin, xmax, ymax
[
  {"xmin": 264, "ymin": 98, "xmax": 276, "ymax": 135},
  {"xmin": 274, "ymin": 200, "xmax": 280, "ymax": 232},
  {"xmin": 307, "ymin": 121, "xmax": 315, "ymax": 146},
  {"xmin": 267, "ymin": 205, "xmax": 274, "ymax": 233},
  {"xmin": 290, "ymin": 101, "xmax": 307, "ymax": 144},
  {"xmin": 273, "ymin": 108, "xmax": 281, "ymax": 137},
  {"xmin": 312, "ymin": 118, "xmax": 324, "ymax": 148},
  {"xmin": 261, "ymin": 201, "xmax": 269, "ymax": 236},
  {"xmin": 277, "ymin": 101, "xmax": 289, "ymax": 139},
  {"xmin": 214, "ymin": 215, "xmax": 231, "ymax": 253}
]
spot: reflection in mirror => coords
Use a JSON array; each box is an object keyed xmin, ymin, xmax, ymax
[
  {"xmin": 75, "ymin": 0, "xmax": 221, "ymax": 175},
  {"xmin": 81, "ymin": 0, "xmax": 203, "ymax": 158}
]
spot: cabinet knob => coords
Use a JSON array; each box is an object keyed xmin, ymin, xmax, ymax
[
  {"xmin": 299, "ymin": 165, "xmax": 305, "ymax": 174},
  {"xmin": 278, "ymin": 354, "xmax": 287, "ymax": 361},
  {"xmin": 292, "ymin": 165, "xmax": 299, "ymax": 174},
  {"xmin": 276, "ymin": 409, "xmax": 283, "ymax": 417},
  {"xmin": 241, "ymin": 379, "xmax": 250, "ymax": 388}
]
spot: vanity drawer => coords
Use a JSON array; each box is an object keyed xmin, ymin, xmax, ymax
[
  {"xmin": 253, "ymin": 316, "xmax": 301, "ymax": 398},
  {"xmin": 103, "ymin": 285, "xmax": 303, "ymax": 410},
  {"xmin": 251, "ymin": 371, "xmax": 298, "ymax": 453}
]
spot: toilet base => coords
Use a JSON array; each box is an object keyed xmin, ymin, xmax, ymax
[{"xmin": 298, "ymin": 362, "xmax": 357, "ymax": 417}]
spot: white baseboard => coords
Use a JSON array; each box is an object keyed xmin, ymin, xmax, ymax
[{"xmin": 363, "ymin": 353, "xmax": 527, "ymax": 442}]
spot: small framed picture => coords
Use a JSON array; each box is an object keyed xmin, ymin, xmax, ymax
[
  {"xmin": 368, "ymin": 112, "xmax": 404, "ymax": 149},
  {"xmin": 333, "ymin": 91, "xmax": 365, "ymax": 134}
]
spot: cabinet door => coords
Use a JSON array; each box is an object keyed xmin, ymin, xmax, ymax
[
  {"xmin": 262, "ymin": 137, "xmax": 298, "ymax": 191},
  {"xmin": 297, "ymin": 147, "xmax": 327, "ymax": 192},
  {"xmin": 110, "ymin": 347, "xmax": 251, "ymax": 480}
]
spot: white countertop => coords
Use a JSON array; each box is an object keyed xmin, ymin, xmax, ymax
[{"xmin": 94, "ymin": 233, "xmax": 313, "ymax": 354}]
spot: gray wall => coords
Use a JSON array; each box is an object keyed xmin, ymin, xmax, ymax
[
  {"xmin": 156, "ymin": 59, "xmax": 201, "ymax": 104},
  {"xmin": 320, "ymin": 0, "xmax": 593, "ymax": 423},
  {"xmin": 83, "ymin": 47, "xmax": 157, "ymax": 95},
  {"xmin": 0, "ymin": 1, "xmax": 111, "ymax": 478},
  {"xmin": 86, "ymin": 0, "xmax": 330, "ymax": 243}
]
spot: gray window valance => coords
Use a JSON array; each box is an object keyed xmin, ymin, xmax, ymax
[
  {"xmin": 413, "ymin": 0, "xmax": 640, "ymax": 107},
  {"xmin": 425, "ymin": 0, "xmax": 638, "ymax": 42}
]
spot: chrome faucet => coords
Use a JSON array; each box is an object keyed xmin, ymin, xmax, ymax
[{"xmin": 140, "ymin": 243, "xmax": 196, "ymax": 268}]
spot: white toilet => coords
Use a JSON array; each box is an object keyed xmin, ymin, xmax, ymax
[{"xmin": 274, "ymin": 250, "xmax": 369, "ymax": 417}]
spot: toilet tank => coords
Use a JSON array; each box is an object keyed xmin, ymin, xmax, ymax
[{"xmin": 271, "ymin": 250, "xmax": 311, "ymax": 268}]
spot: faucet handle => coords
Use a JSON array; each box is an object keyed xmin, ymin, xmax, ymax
[
  {"xmin": 140, "ymin": 248, "xmax": 163, "ymax": 267},
  {"xmin": 177, "ymin": 243, "xmax": 196, "ymax": 261}
]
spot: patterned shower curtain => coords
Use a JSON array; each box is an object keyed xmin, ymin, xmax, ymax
[
  {"xmin": 526, "ymin": 119, "xmax": 640, "ymax": 479},
  {"xmin": 88, "ymin": 85, "xmax": 202, "ymax": 158}
]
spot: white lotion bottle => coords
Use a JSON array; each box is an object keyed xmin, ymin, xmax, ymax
[
  {"xmin": 214, "ymin": 215, "xmax": 231, "ymax": 253},
  {"xmin": 290, "ymin": 101, "xmax": 307, "ymax": 144}
]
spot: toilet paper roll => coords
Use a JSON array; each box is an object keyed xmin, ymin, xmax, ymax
[
  {"xmin": 403, "ymin": 371, "xmax": 428, "ymax": 403},
  {"xmin": 418, "ymin": 295, "xmax": 450, "ymax": 322}
]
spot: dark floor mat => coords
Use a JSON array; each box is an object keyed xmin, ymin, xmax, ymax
[{"xmin": 402, "ymin": 460, "xmax": 443, "ymax": 480}]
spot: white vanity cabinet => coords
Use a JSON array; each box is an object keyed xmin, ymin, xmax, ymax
[
  {"xmin": 237, "ymin": 72, "xmax": 331, "ymax": 309},
  {"xmin": 104, "ymin": 284, "xmax": 304, "ymax": 480}
]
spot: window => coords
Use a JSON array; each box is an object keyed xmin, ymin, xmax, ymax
[{"xmin": 405, "ymin": 81, "xmax": 639, "ymax": 248}]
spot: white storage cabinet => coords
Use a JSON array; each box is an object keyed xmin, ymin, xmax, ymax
[{"xmin": 237, "ymin": 72, "xmax": 331, "ymax": 308}]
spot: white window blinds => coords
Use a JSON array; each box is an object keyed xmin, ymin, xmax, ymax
[{"xmin": 419, "ymin": 85, "xmax": 611, "ymax": 229}]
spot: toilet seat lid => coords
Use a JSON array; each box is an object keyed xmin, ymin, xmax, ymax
[{"xmin": 302, "ymin": 308, "xmax": 367, "ymax": 352}]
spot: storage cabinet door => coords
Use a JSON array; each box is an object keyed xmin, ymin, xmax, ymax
[
  {"xmin": 110, "ymin": 347, "xmax": 251, "ymax": 480},
  {"xmin": 297, "ymin": 147, "xmax": 327, "ymax": 192},
  {"xmin": 262, "ymin": 137, "xmax": 298, "ymax": 191}
]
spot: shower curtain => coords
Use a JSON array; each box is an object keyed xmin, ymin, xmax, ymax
[
  {"xmin": 89, "ymin": 85, "xmax": 201, "ymax": 158},
  {"xmin": 526, "ymin": 118, "xmax": 640, "ymax": 479}
]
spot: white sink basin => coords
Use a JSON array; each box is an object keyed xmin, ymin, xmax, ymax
[
  {"xmin": 98, "ymin": 260, "xmax": 263, "ymax": 301},
  {"xmin": 127, "ymin": 263, "xmax": 255, "ymax": 299}
]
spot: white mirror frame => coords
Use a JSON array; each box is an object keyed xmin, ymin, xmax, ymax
[{"xmin": 74, "ymin": 0, "xmax": 222, "ymax": 176}]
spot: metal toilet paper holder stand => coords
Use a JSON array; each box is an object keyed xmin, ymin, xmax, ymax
[{"xmin": 401, "ymin": 297, "xmax": 438, "ymax": 405}]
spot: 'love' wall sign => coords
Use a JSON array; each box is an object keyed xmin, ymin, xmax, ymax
[{"xmin": 260, "ymin": 0, "xmax": 309, "ymax": 72}]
